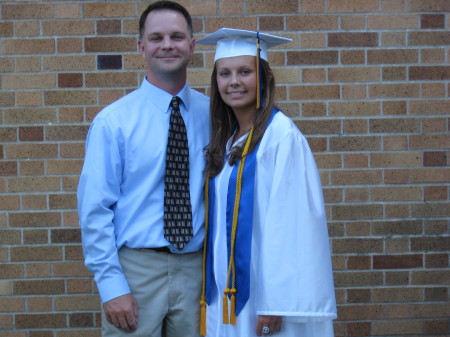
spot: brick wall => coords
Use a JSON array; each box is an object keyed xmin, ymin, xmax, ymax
[{"xmin": 0, "ymin": 0, "xmax": 449, "ymax": 336}]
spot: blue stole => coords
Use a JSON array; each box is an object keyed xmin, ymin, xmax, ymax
[{"xmin": 205, "ymin": 108, "xmax": 279, "ymax": 316}]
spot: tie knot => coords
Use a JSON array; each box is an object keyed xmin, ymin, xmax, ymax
[{"xmin": 170, "ymin": 96, "xmax": 180, "ymax": 110}]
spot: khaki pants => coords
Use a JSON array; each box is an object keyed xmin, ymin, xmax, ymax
[{"xmin": 102, "ymin": 246, "xmax": 202, "ymax": 337}]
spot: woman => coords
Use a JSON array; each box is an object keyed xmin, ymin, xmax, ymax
[{"xmin": 197, "ymin": 28, "xmax": 337, "ymax": 337}]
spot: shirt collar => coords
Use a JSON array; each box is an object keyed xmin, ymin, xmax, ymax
[{"xmin": 140, "ymin": 77, "xmax": 191, "ymax": 113}]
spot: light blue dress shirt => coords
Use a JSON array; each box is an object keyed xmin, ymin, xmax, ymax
[{"xmin": 77, "ymin": 78, "xmax": 210, "ymax": 303}]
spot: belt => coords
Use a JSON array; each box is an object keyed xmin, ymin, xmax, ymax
[{"xmin": 143, "ymin": 246, "xmax": 173, "ymax": 254}]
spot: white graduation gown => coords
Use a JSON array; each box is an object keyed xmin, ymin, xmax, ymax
[{"xmin": 206, "ymin": 112, "xmax": 337, "ymax": 337}]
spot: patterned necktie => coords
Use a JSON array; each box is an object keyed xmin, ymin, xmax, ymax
[{"xmin": 163, "ymin": 96, "xmax": 193, "ymax": 250}]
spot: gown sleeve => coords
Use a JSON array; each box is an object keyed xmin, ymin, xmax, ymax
[{"xmin": 253, "ymin": 122, "xmax": 337, "ymax": 322}]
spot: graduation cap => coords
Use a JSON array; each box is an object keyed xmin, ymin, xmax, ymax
[{"xmin": 197, "ymin": 28, "xmax": 292, "ymax": 109}]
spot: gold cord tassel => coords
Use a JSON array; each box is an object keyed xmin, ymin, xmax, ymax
[
  {"xmin": 230, "ymin": 287, "xmax": 237, "ymax": 325},
  {"xmin": 255, "ymin": 37, "xmax": 261, "ymax": 110},
  {"xmin": 223, "ymin": 289, "xmax": 230, "ymax": 324},
  {"xmin": 199, "ymin": 175, "xmax": 210, "ymax": 336},
  {"xmin": 200, "ymin": 297, "xmax": 207, "ymax": 336}
]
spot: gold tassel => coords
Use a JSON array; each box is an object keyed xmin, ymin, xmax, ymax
[
  {"xmin": 200, "ymin": 297, "xmax": 207, "ymax": 336},
  {"xmin": 222, "ymin": 290, "xmax": 229, "ymax": 324},
  {"xmin": 255, "ymin": 37, "xmax": 261, "ymax": 110},
  {"xmin": 230, "ymin": 288, "xmax": 237, "ymax": 325}
]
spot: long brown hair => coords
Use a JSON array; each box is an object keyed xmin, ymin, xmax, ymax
[{"xmin": 205, "ymin": 59, "xmax": 276, "ymax": 178}]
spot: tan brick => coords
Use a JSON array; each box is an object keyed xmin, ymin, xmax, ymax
[
  {"xmin": 410, "ymin": 66, "xmax": 450, "ymax": 80},
  {"xmin": 332, "ymin": 169, "xmax": 382, "ymax": 185},
  {"xmin": 205, "ymin": 17, "xmax": 257, "ymax": 34},
  {"xmin": 370, "ymin": 118, "xmax": 420, "ymax": 133},
  {"xmin": 60, "ymin": 143, "xmax": 85, "ymax": 159},
  {"xmin": 49, "ymin": 194, "xmax": 77, "ymax": 209},
  {"xmin": 410, "ymin": 302, "xmax": 450, "ymax": 317},
  {"xmin": 295, "ymin": 119, "xmax": 340, "ymax": 135},
  {"xmin": 372, "ymin": 320, "xmax": 423, "ymax": 335},
  {"xmin": 247, "ymin": 0, "xmax": 297, "ymax": 14},
  {"xmin": 425, "ymin": 253, "xmax": 449, "ymax": 268},
  {"xmin": 124, "ymin": 54, "xmax": 146, "ymax": 70},
  {"xmin": 16, "ymin": 91, "xmax": 42, "ymax": 107},
  {"xmin": 343, "ymin": 119, "xmax": 368, "ymax": 134},
  {"xmin": 409, "ymin": 31, "xmax": 450, "ymax": 46},
  {"xmin": 22, "ymin": 195, "xmax": 47, "ymax": 210},
  {"xmin": 42, "ymin": 20, "xmax": 95, "ymax": 36},
  {"xmin": 330, "ymin": 136, "xmax": 381, "ymax": 151},
  {"xmin": 287, "ymin": 15, "xmax": 338, "ymax": 30},
  {"xmin": 347, "ymin": 322, "xmax": 371, "ymax": 336},
  {"xmin": 26, "ymin": 263, "xmax": 52, "ymax": 278},
  {"xmin": 4, "ymin": 74, "xmax": 56, "ymax": 90},
  {"xmin": 385, "ymin": 271, "xmax": 409, "ymax": 285},
  {"xmin": 57, "ymin": 37, "xmax": 84, "ymax": 54},
  {"xmin": 0, "ymin": 298, "xmax": 24, "ymax": 312},
  {"xmin": 342, "ymin": 84, "xmax": 367, "ymax": 99},
  {"xmin": 27, "ymin": 297, "xmax": 53, "ymax": 313},
  {"xmin": 344, "ymin": 153, "xmax": 368, "ymax": 167},
  {"xmin": 373, "ymin": 287, "xmax": 422, "ymax": 302},
  {"xmin": 421, "ymin": 48, "xmax": 446, "ymax": 63},
  {"xmin": 381, "ymin": 0, "xmax": 406, "ymax": 11},
  {"xmin": 301, "ymin": 33, "xmax": 326, "ymax": 48},
  {"xmin": 382, "ymin": 101, "xmax": 406, "ymax": 115},
  {"xmin": 315, "ymin": 153, "xmax": 342, "ymax": 169},
  {"xmin": 44, "ymin": 90, "xmax": 96, "ymax": 106},
  {"xmin": 410, "ymin": 100, "xmax": 450, "ymax": 115},
  {"xmin": 369, "ymin": 83, "xmax": 419, "ymax": 98},
  {"xmin": 55, "ymin": 295, "xmax": 100, "ymax": 311},
  {"xmin": 368, "ymin": 14, "xmax": 418, "ymax": 29},
  {"xmin": 328, "ymin": 33, "xmax": 378, "ymax": 47},
  {"xmin": 54, "ymin": 3, "xmax": 81, "ymax": 19},
  {"xmin": 4, "ymin": 108, "xmax": 57, "ymax": 124},
  {"xmin": 332, "ymin": 204, "xmax": 383, "ymax": 220},
  {"xmin": 9, "ymin": 177, "xmax": 60, "ymax": 193},
  {"xmin": 328, "ymin": 0, "xmax": 378, "ymax": 12},
  {"xmin": 46, "ymin": 160, "xmax": 83, "ymax": 175},
  {"xmin": 347, "ymin": 256, "xmax": 371, "ymax": 270},
  {"xmin": 340, "ymin": 15, "xmax": 365, "ymax": 30},
  {"xmin": 421, "ymin": 82, "xmax": 445, "ymax": 98},
  {"xmin": 67, "ymin": 278, "xmax": 93, "ymax": 294},
  {"xmin": 53, "ymin": 262, "xmax": 91, "ymax": 277},
  {"xmin": 424, "ymin": 186, "xmax": 447, "ymax": 201},
  {"xmin": 20, "ymin": 161, "xmax": 45, "ymax": 176},
  {"xmin": 14, "ymin": 280, "xmax": 64, "ymax": 295},
  {"xmin": 23, "ymin": 229, "xmax": 48, "ymax": 244},
  {"xmin": 344, "ymin": 187, "xmax": 368, "ymax": 202},
  {"xmin": 412, "ymin": 202, "xmax": 450, "ymax": 218},
  {"xmin": 65, "ymin": 245, "xmax": 84, "ymax": 261},
  {"xmin": 82, "ymin": 2, "xmax": 134, "ymax": 18},
  {"xmin": 44, "ymin": 55, "xmax": 95, "ymax": 71},
  {"xmin": 383, "ymin": 136, "xmax": 408, "ymax": 150},
  {"xmin": 6, "ymin": 144, "xmax": 58, "ymax": 160},
  {"xmin": 11, "ymin": 246, "xmax": 62, "ymax": 262},
  {"xmin": 301, "ymin": 0, "xmax": 325, "ymax": 13},
  {"xmin": 381, "ymin": 31, "xmax": 406, "ymax": 46},
  {"xmin": 16, "ymin": 314, "xmax": 66, "ymax": 329},
  {"xmin": 3, "ymin": 39, "xmax": 55, "ymax": 55},
  {"xmin": 411, "ymin": 236, "xmax": 450, "ymax": 252},
  {"xmin": 330, "ymin": 101, "xmax": 379, "ymax": 116},
  {"xmin": 0, "ymin": 264, "xmax": 24, "ymax": 280},
  {"xmin": 425, "ymin": 287, "xmax": 448, "ymax": 301},
  {"xmin": 287, "ymin": 51, "xmax": 338, "ymax": 65},
  {"xmin": 217, "ymin": 0, "xmax": 243, "ymax": 15},
  {"xmin": 9, "ymin": 212, "xmax": 61, "ymax": 227},
  {"xmin": 409, "ymin": 0, "xmax": 450, "ymax": 11},
  {"xmin": 411, "ymin": 168, "xmax": 449, "ymax": 183},
  {"xmin": 46, "ymin": 126, "xmax": 89, "ymax": 141},
  {"xmin": 382, "ymin": 66, "xmax": 407, "ymax": 81},
  {"xmin": 331, "ymin": 238, "xmax": 383, "ymax": 254},
  {"xmin": 335, "ymin": 272, "xmax": 384, "ymax": 289},
  {"xmin": 341, "ymin": 50, "xmax": 365, "ymax": 65},
  {"xmin": 370, "ymin": 152, "xmax": 422, "ymax": 167},
  {"xmin": 329, "ymin": 67, "xmax": 379, "ymax": 82},
  {"xmin": 85, "ymin": 72, "xmax": 138, "ymax": 88},
  {"xmin": 15, "ymin": 57, "xmax": 41, "ymax": 72},
  {"xmin": 368, "ymin": 49, "xmax": 418, "ymax": 64},
  {"xmin": 0, "ymin": 22, "xmax": 13, "ymax": 37},
  {"xmin": 0, "ymin": 229, "xmax": 21, "ymax": 245},
  {"xmin": 410, "ymin": 134, "xmax": 450, "ymax": 149},
  {"xmin": 15, "ymin": 21, "xmax": 40, "ymax": 37},
  {"xmin": 290, "ymin": 85, "xmax": 340, "ymax": 100},
  {"xmin": 386, "ymin": 236, "xmax": 410, "ymax": 253},
  {"xmin": 2, "ymin": 4, "xmax": 52, "ymax": 19}
]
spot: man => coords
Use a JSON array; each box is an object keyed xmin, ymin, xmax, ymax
[{"xmin": 77, "ymin": 1, "xmax": 209, "ymax": 336}]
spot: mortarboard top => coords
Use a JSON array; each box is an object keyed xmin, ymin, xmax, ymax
[{"xmin": 196, "ymin": 28, "xmax": 292, "ymax": 62}]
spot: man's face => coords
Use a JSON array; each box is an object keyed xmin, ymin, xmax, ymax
[{"xmin": 138, "ymin": 9, "xmax": 195, "ymax": 80}]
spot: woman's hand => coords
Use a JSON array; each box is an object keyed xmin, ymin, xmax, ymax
[{"xmin": 256, "ymin": 315, "xmax": 282, "ymax": 336}]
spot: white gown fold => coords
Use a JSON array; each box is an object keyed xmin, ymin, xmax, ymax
[{"xmin": 206, "ymin": 112, "xmax": 336, "ymax": 337}]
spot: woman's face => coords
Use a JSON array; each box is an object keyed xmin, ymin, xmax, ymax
[{"xmin": 215, "ymin": 55, "xmax": 257, "ymax": 115}]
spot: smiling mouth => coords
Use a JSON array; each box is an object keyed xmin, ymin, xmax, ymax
[{"xmin": 228, "ymin": 91, "xmax": 246, "ymax": 96}]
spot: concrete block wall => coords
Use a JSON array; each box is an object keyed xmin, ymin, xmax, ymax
[{"xmin": 0, "ymin": 0, "xmax": 449, "ymax": 336}]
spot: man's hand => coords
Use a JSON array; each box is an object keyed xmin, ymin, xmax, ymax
[
  {"xmin": 103, "ymin": 293, "xmax": 138, "ymax": 332},
  {"xmin": 256, "ymin": 315, "xmax": 282, "ymax": 336}
]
